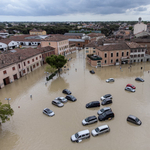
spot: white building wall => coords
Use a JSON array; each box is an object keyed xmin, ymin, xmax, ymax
[
  {"xmin": 0, "ymin": 42, "xmax": 7, "ymax": 51},
  {"xmin": 134, "ymin": 23, "xmax": 147, "ymax": 35}
]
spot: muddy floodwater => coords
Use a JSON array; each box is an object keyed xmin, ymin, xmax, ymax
[{"xmin": 1, "ymin": 50, "xmax": 150, "ymax": 150}]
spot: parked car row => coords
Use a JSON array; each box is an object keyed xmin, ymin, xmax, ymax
[
  {"xmin": 43, "ymin": 89, "xmax": 77, "ymax": 116},
  {"xmin": 71, "ymin": 125, "xmax": 110, "ymax": 143}
]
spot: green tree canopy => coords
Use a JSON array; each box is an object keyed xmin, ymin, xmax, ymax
[
  {"xmin": 0, "ymin": 102, "xmax": 14, "ymax": 123},
  {"xmin": 45, "ymin": 65, "xmax": 56, "ymax": 74},
  {"xmin": 46, "ymin": 55, "xmax": 67, "ymax": 74}
]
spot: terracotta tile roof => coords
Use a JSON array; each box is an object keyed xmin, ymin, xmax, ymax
[
  {"xmin": 30, "ymin": 28, "xmax": 44, "ymax": 32},
  {"xmin": 44, "ymin": 36, "xmax": 69, "ymax": 42},
  {"xmin": 131, "ymin": 38, "xmax": 150, "ymax": 43},
  {"xmin": 126, "ymin": 42, "xmax": 145, "ymax": 48},
  {"xmin": 97, "ymin": 43, "xmax": 129, "ymax": 51},
  {"xmin": 85, "ymin": 39, "xmax": 103, "ymax": 47},
  {"xmin": 0, "ymin": 39, "xmax": 13, "ymax": 44},
  {"xmin": 0, "ymin": 48, "xmax": 41, "ymax": 69},
  {"xmin": 87, "ymin": 33, "xmax": 105, "ymax": 38},
  {"xmin": 38, "ymin": 46, "xmax": 55, "ymax": 53}
]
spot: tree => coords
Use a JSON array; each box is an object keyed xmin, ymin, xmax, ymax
[
  {"xmin": 129, "ymin": 27, "xmax": 133, "ymax": 30},
  {"xmin": 45, "ymin": 65, "xmax": 56, "ymax": 74},
  {"xmin": 0, "ymin": 102, "xmax": 14, "ymax": 123},
  {"xmin": 46, "ymin": 55, "xmax": 67, "ymax": 75}
]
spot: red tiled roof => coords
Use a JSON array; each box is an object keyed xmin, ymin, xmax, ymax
[{"xmin": 126, "ymin": 42, "xmax": 145, "ymax": 48}]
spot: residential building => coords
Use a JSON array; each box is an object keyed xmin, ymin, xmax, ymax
[
  {"xmin": 29, "ymin": 28, "xmax": 47, "ymax": 35},
  {"xmin": 0, "ymin": 29, "xmax": 9, "ymax": 38},
  {"xmin": 87, "ymin": 33, "xmax": 105, "ymax": 41},
  {"xmin": 0, "ymin": 48, "xmax": 42, "ymax": 89}
]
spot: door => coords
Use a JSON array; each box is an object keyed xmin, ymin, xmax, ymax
[
  {"xmin": 30, "ymin": 66, "xmax": 33, "ymax": 72},
  {"xmin": 3, "ymin": 77, "xmax": 10, "ymax": 85},
  {"xmin": 13, "ymin": 74, "xmax": 18, "ymax": 80}
]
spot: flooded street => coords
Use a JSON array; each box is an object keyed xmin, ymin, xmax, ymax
[{"xmin": 0, "ymin": 50, "xmax": 150, "ymax": 150}]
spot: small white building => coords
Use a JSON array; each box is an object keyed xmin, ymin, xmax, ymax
[{"xmin": 134, "ymin": 17, "xmax": 147, "ymax": 35}]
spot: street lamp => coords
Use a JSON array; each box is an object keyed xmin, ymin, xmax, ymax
[{"xmin": 5, "ymin": 98, "xmax": 11, "ymax": 104}]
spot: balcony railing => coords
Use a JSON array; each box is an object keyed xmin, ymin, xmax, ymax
[{"xmin": 87, "ymin": 54, "xmax": 102, "ymax": 60}]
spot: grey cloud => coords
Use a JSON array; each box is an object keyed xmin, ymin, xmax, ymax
[{"xmin": 0, "ymin": 0, "xmax": 150, "ymax": 16}]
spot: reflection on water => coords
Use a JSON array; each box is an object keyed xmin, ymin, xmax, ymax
[{"xmin": 0, "ymin": 50, "xmax": 150, "ymax": 150}]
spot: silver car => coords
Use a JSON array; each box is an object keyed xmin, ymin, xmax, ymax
[
  {"xmin": 106, "ymin": 78, "xmax": 115, "ymax": 83},
  {"xmin": 43, "ymin": 108, "xmax": 55, "ymax": 117},
  {"xmin": 101, "ymin": 94, "xmax": 112, "ymax": 101},
  {"xmin": 97, "ymin": 107, "xmax": 112, "ymax": 115},
  {"xmin": 55, "ymin": 97, "xmax": 67, "ymax": 103},
  {"xmin": 52, "ymin": 99, "xmax": 64, "ymax": 107},
  {"xmin": 91, "ymin": 125, "xmax": 110, "ymax": 136},
  {"xmin": 125, "ymin": 87, "xmax": 135, "ymax": 92}
]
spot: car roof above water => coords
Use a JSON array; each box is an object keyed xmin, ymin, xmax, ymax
[
  {"xmin": 98, "ymin": 125, "xmax": 109, "ymax": 130},
  {"xmin": 78, "ymin": 129, "xmax": 90, "ymax": 136}
]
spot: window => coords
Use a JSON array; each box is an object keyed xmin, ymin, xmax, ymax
[
  {"xmin": 37, "ymin": 63, "xmax": 39, "ymax": 66},
  {"xmin": 116, "ymin": 59, "xmax": 119, "ymax": 62},
  {"xmin": 39, "ymin": 55, "xmax": 41, "ymax": 58},
  {"xmin": 36, "ymin": 57, "xmax": 38, "ymax": 60},
  {"xmin": 86, "ymin": 48, "xmax": 88, "ymax": 49},
  {"xmin": 33, "ymin": 65, "xmax": 35, "ymax": 68},
  {"xmin": 23, "ymin": 69, "xmax": 26, "ymax": 73},
  {"xmin": 122, "ymin": 52, "xmax": 124, "ymax": 57},
  {"xmin": 86, "ymin": 50, "xmax": 89, "ymax": 53},
  {"xmin": 105, "ymin": 53, "xmax": 107, "ymax": 58},
  {"xmin": 111, "ymin": 59, "xmax": 113, "ymax": 63},
  {"xmin": 24, "ymin": 62, "xmax": 26, "ymax": 66},
  {"xmin": 93, "ymin": 51, "xmax": 96, "ymax": 53},
  {"xmin": 49, "ymin": 43, "xmax": 50, "ymax": 45},
  {"xmin": 3, "ymin": 70, "xmax": 7, "ymax": 74},
  {"xmin": 32, "ymin": 59, "xmax": 34, "ymax": 62},
  {"xmin": 28, "ymin": 61, "xmax": 30, "ymax": 64},
  {"xmin": 27, "ymin": 68, "xmax": 29, "ymax": 72},
  {"xmin": 105, "ymin": 60, "xmax": 107, "ymax": 64},
  {"xmin": 127, "ymin": 52, "xmax": 129, "ymax": 56},
  {"xmin": 12, "ymin": 67, "xmax": 15, "ymax": 71},
  {"xmin": 93, "ymin": 48, "xmax": 95, "ymax": 49},
  {"xmin": 18, "ymin": 64, "xmax": 20, "ymax": 69},
  {"xmin": 116, "ymin": 52, "xmax": 119, "ymax": 57},
  {"xmin": 78, "ymin": 43, "xmax": 80, "ymax": 46},
  {"xmin": 111, "ymin": 53, "xmax": 113, "ymax": 57}
]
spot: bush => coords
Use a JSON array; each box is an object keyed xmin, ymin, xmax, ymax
[{"xmin": 46, "ymin": 70, "xmax": 58, "ymax": 81}]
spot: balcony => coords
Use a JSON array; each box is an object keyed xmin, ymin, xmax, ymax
[
  {"xmin": 87, "ymin": 54, "xmax": 102, "ymax": 61},
  {"xmin": 121, "ymin": 56, "xmax": 130, "ymax": 60}
]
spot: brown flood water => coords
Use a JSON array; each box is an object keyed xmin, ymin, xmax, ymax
[{"xmin": 0, "ymin": 50, "xmax": 150, "ymax": 150}]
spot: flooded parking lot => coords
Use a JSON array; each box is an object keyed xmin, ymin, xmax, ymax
[{"xmin": 0, "ymin": 50, "xmax": 150, "ymax": 150}]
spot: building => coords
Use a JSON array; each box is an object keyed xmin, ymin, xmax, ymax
[
  {"xmin": 0, "ymin": 48, "xmax": 42, "ymax": 89},
  {"xmin": 87, "ymin": 33, "xmax": 105, "ymax": 41},
  {"xmin": 0, "ymin": 29, "xmax": 9, "ymax": 38},
  {"xmin": 41, "ymin": 36, "xmax": 70, "ymax": 56},
  {"xmin": 134, "ymin": 18, "xmax": 147, "ymax": 35},
  {"xmin": 29, "ymin": 28, "xmax": 47, "ymax": 35}
]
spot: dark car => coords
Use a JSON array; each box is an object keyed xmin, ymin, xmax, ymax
[
  {"xmin": 86, "ymin": 101, "xmax": 100, "ymax": 108},
  {"xmin": 82, "ymin": 115, "xmax": 98, "ymax": 125},
  {"xmin": 135, "ymin": 77, "xmax": 144, "ymax": 82},
  {"xmin": 98, "ymin": 110, "xmax": 114, "ymax": 121},
  {"xmin": 65, "ymin": 95, "xmax": 77, "ymax": 102},
  {"xmin": 101, "ymin": 98, "xmax": 112, "ymax": 105},
  {"xmin": 90, "ymin": 70, "xmax": 95, "ymax": 74},
  {"xmin": 127, "ymin": 115, "xmax": 142, "ymax": 125},
  {"xmin": 62, "ymin": 89, "xmax": 72, "ymax": 95}
]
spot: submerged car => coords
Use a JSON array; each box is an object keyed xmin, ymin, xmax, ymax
[
  {"xmin": 71, "ymin": 129, "xmax": 90, "ymax": 143},
  {"xmin": 55, "ymin": 97, "xmax": 67, "ymax": 103},
  {"xmin": 82, "ymin": 115, "xmax": 98, "ymax": 125},
  {"xmin": 86, "ymin": 101, "xmax": 100, "ymax": 108},
  {"xmin": 127, "ymin": 115, "xmax": 142, "ymax": 125},
  {"xmin": 98, "ymin": 110, "xmax": 114, "ymax": 121},
  {"xmin": 90, "ymin": 70, "xmax": 95, "ymax": 74},
  {"xmin": 126, "ymin": 84, "xmax": 136, "ymax": 89},
  {"xmin": 52, "ymin": 99, "xmax": 64, "ymax": 107},
  {"xmin": 97, "ymin": 107, "xmax": 112, "ymax": 115},
  {"xmin": 91, "ymin": 125, "xmax": 110, "ymax": 136},
  {"xmin": 101, "ymin": 99, "xmax": 112, "ymax": 105},
  {"xmin": 65, "ymin": 95, "xmax": 77, "ymax": 102},
  {"xmin": 62, "ymin": 89, "xmax": 72, "ymax": 95},
  {"xmin": 125, "ymin": 87, "xmax": 135, "ymax": 92},
  {"xmin": 101, "ymin": 94, "xmax": 112, "ymax": 101},
  {"xmin": 135, "ymin": 77, "xmax": 144, "ymax": 82},
  {"xmin": 106, "ymin": 78, "xmax": 115, "ymax": 83},
  {"xmin": 43, "ymin": 108, "xmax": 55, "ymax": 117}
]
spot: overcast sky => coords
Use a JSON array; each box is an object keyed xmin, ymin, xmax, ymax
[{"xmin": 0, "ymin": 0, "xmax": 150, "ymax": 22}]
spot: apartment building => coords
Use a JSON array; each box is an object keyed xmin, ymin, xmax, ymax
[{"xmin": 0, "ymin": 48, "xmax": 42, "ymax": 89}]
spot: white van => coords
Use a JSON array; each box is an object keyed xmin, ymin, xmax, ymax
[{"xmin": 71, "ymin": 129, "xmax": 90, "ymax": 142}]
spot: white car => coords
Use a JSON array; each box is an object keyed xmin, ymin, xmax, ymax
[
  {"xmin": 43, "ymin": 108, "xmax": 55, "ymax": 117},
  {"xmin": 71, "ymin": 129, "xmax": 90, "ymax": 143},
  {"xmin": 55, "ymin": 97, "xmax": 67, "ymax": 103},
  {"xmin": 91, "ymin": 125, "xmax": 110, "ymax": 136},
  {"xmin": 125, "ymin": 87, "xmax": 135, "ymax": 92},
  {"xmin": 101, "ymin": 94, "xmax": 112, "ymax": 101},
  {"xmin": 106, "ymin": 78, "xmax": 115, "ymax": 83},
  {"xmin": 97, "ymin": 107, "xmax": 112, "ymax": 115}
]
